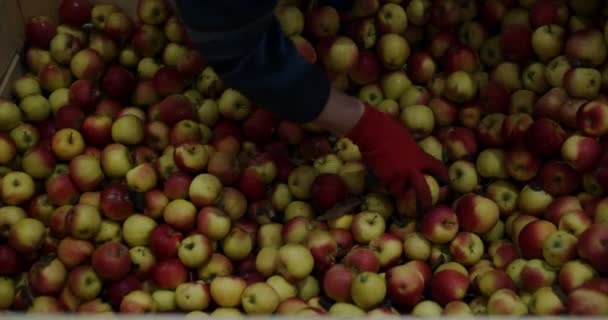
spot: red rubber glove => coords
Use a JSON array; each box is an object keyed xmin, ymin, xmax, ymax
[{"xmin": 347, "ymin": 103, "xmax": 449, "ymax": 212}]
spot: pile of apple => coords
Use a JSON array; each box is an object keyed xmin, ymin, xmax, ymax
[{"xmin": 1, "ymin": 0, "xmax": 608, "ymax": 316}]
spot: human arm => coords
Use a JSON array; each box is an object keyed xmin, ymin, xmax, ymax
[{"xmin": 173, "ymin": 0, "xmax": 448, "ymax": 211}]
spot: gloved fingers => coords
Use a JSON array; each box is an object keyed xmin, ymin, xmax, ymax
[
  {"xmin": 388, "ymin": 179, "xmax": 407, "ymax": 197},
  {"xmin": 424, "ymin": 156, "xmax": 449, "ymax": 185},
  {"xmin": 410, "ymin": 172, "xmax": 433, "ymax": 214}
]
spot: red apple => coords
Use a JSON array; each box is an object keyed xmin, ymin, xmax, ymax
[
  {"xmin": 46, "ymin": 173, "xmax": 80, "ymax": 206},
  {"xmin": 343, "ymin": 246, "xmax": 380, "ymax": 273},
  {"xmin": 442, "ymin": 45, "xmax": 478, "ymax": 74},
  {"xmin": 59, "ymin": 0, "xmax": 92, "ymax": 27},
  {"xmin": 26, "ymin": 16, "xmax": 57, "ymax": 49},
  {"xmin": 419, "ymin": 205, "xmax": 459, "ymax": 244},
  {"xmin": 385, "ymin": 263, "xmax": 426, "ymax": 310},
  {"xmin": 91, "ymin": 241, "xmax": 131, "ymax": 282},
  {"xmin": 561, "ymin": 134, "xmax": 602, "ymax": 172},
  {"xmin": 70, "ymin": 48, "xmax": 105, "ymax": 80},
  {"xmin": 102, "ymin": 65, "xmax": 136, "ymax": 103},
  {"xmin": 524, "ymin": 118, "xmax": 566, "ymax": 158},
  {"xmin": 157, "ymin": 94, "xmax": 195, "ymax": 127},
  {"xmin": 151, "ymin": 259, "xmax": 188, "ymax": 289},
  {"xmin": 349, "ymin": 50, "xmax": 381, "ymax": 85},
  {"xmin": 576, "ymin": 100, "xmax": 608, "ymax": 137},
  {"xmin": 322, "ymin": 263, "xmax": 354, "ymax": 302},
  {"xmin": 538, "ymin": 160, "xmax": 581, "ymax": 196},
  {"xmin": 99, "ymin": 183, "xmax": 134, "ymax": 221},
  {"xmin": 518, "ymin": 219, "xmax": 558, "ymax": 259},
  {"xmin": 154, "ymin": 66, "xmax": 185, "ymax": 97},
  {"xmin": 480, "ymin": 81, "xmax": 511, "ymax": 114},
  {"xmin": 577, "ymin": 224, "xmax": 608, "ymax": 273},
  {"xmin": 107, "ymin": 275, "xmax": 142, "ymax": 309},
  {"xmin": 530, "ymin": 0, "xmax": 568, "ymax": 28},
  {"xmin": 132, "ymin": 24, "xmax": 166, "ymax": 58},
  {"xmin": 149, "ymin": 224, "xmax": 183, "ymax": 261},
  {"xmin": 431, "ymin": 269, "xmax": 470, "ymax": 306},
  {"xmin": 69, "ymin": 80, "xmax": 101, "ymax": 111}
]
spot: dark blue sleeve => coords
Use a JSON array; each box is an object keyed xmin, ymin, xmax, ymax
[{"xmin": 173, "ymin": 0, "xmax": 333, "ymax": 123}]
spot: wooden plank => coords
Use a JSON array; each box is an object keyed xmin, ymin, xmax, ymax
[{"xmin": 0, "ymin": 0, "xmax": 25, "ymax": 87}]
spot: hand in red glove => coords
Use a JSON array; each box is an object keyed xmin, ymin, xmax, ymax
[{"xmin": 347, "ymin": 103, "xmax": 449, "ymax": 213}]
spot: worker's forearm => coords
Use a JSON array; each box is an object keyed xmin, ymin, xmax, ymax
[{"xmin": 174, "ymin": 0, "xmax": 331, "ymax": 123}]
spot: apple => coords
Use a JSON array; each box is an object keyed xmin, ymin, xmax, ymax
[
  {"xmin": 100, "ymin": 143, "xmax": 133, "ymax": 179},
  {"xmin": 68, "ymin": 154, "xmax": 104, "ymax": 192},
  {"xmin": 577, "ymin": 224, "xmax": 608, "ymax": 273},
  {"xmin": 241, "ymin": 282, "xmax": 280, "ymax": 314},
  {"xmin": 476, "ymin": 268, "xmax": 517, "ymax": 298},
  {"xmin": 25, "ymin": 15, "xmax": 57, "ymax": 49},
  {"xmin": 450, "ymin": 231, "xmax": 485, "ymax": 266},
  {"xmin": 402, "ymin": 232, "xmax": 431, "ymax": 261},
  {"xmin": 520, "ymin": 259, "xmax": 558, "ymax": 293},
  {"xmin": 524, "ymin": 118, "xmax": 567, "ymax": 158},
  {"xmin": 343, "ymin": 246, "xmax": 380, "ymax": 273},
  {"xmin": 106, "ymin": 275, "xmax": 142, "ymax": 309},
  {"xmin": 304, "ymin": 5, "xmax": 340, "ymax": 39},
  {"xmin": 559, "ymin": 260, "xmax": 598, "ymax": 293},
  {"xmin": 561, "ymin": 134, "xmax": 602, "ymax": 172},
  {"xmin": 565, "ymin": 28, "xmax": 607, "ymax": 68},
  {"xmin": 430, "ymin": 269, "xmax": 470, "ymax": 306},
  {"xmin": 20, "ymin": 144, "xmax": 54, "ymax": 179},
  {"xmin": 99, "ymin": 182, "xmax": 135, "ymax": 221},
  {"xmin": 59, "ymin": 0, "xmax": 91, "ymax": 27},
  {"xmin": 120, "ymin": 290, "xmax": 157, "ymax": 313},
  {"xmin": 567, "ymin": 287, "xmax": 608, "ymax": 315},
  {"xmin": 400, "ymin": 104, "xmax": 435, "ymax": 139},
  {"xmin": 91, "ymin": 241, "xmax": 131, "ymax": 282},
  {"xmin": 101, "ymin": 65, "xmax": 136, "ymax": 103},
  {"xmin": 453, "ymin": 193, "xmax": 500, "ymax": 234},
  {"xmin": 517, "ymin": 184, "xmax": 554, "ymax": 216},
  {"xmin": 49, "ymin": 33, "xmax": 83, "ymax": 67},
  {"xmin": 174, "ymin": 281, "xmax": 211, "ymax": 312},
  {"xmin": 349, "ymin": 271, "xmax": 386, "ymax": 310},
  {"xmin": 137, "ymin": 0, "xmax": 168, "ymax": 25},
  {"xmin": 419, "ymin": 205, "xmax": 459, "ymax": 244},
  {"xmin": 67, "ymin": 265, "xmax": 102, "ymax": 301},
  {"xmin": 151, "ymin": 258, "xmax": 188, "ymax": 290},
  {"xmin": 121, "ymin": 214, "xmax": 157, "ymax": 248},
  {"xmin": 216, "ymin": 88, "xmax": 252, "ymax": 121},
  {"xmin": 376, "ymin": 33, "xmax": 410, "ymax": 70},
  {"xmin": 322, "ymin": 263, "xmax": 354, "ymax": 302},
  {"xmin": 385, "ymin": 262, "xmax": 426, "ymax": 308},
  {"xmin": 69, "ymin": 49, "xmax": 105, "ymax": 82},
  {"xmin": 102, "ymin": 10, "xmax": 133, "ymax": 40},
  {"xmin": 65, "ymin": 203, "xmax": 101, "ymax": 241},
  {"xmin": 351, "ymin": 211, "xmax": 386, "ymax": 245},
  {"xmin": 56, "ymin": 237, "xmax": 93, "ymax": 270},
  {"xmin": 439, "ymin": 127, "xmax": 478, "ymax": 161},
  {"xmin": 90, "ymin": 3, "xmax": 118, "ymax": 30},
  {"xmin": 161, "ymin": 171, "xmax": 190, "ymax": 200},
  {"xmin": 505, "ymin": 147, "xmax": 541, "ymax": 182},
  {"xmin": 184, "ymin": 173, "xmax": 222, "ymax": 207},
  {"xmin": 155, "ymin": 96, "xmax": 194, "ymax": 130},
  {"xmin": 538, "ymin": 160, "xmax": 581, "ymax": 197},
  {"xmin": 448, "ymin": 160, "xmax": 479, "ymax": 193},
  {"xmin": 577, "ymin": 100, "xmax": 608, "ymax": 137},
  {"xmin": 9, "ymin": 123, "xmax": 39, "ymax": 152},
  {"xmin": 27, "ymin": 257, "xmax": 67, "ymax": 296},
  {"xmin": 2, "ymin": 171, "xmax": 36, "ymax": 206},
  {"xmin": 486, "ymin": 288, "xmax": 528, "ymax": 315},
  {"xmin": 369, "ymin": 233, "xmax": 402, "ymax": 268},
  {"xmin": 209, "ymin": 276, "xmax": 247, "ymax": 308},
  {"xmin": 563, "ymin": 67, "xmax": 602, "ymax": 99}
]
